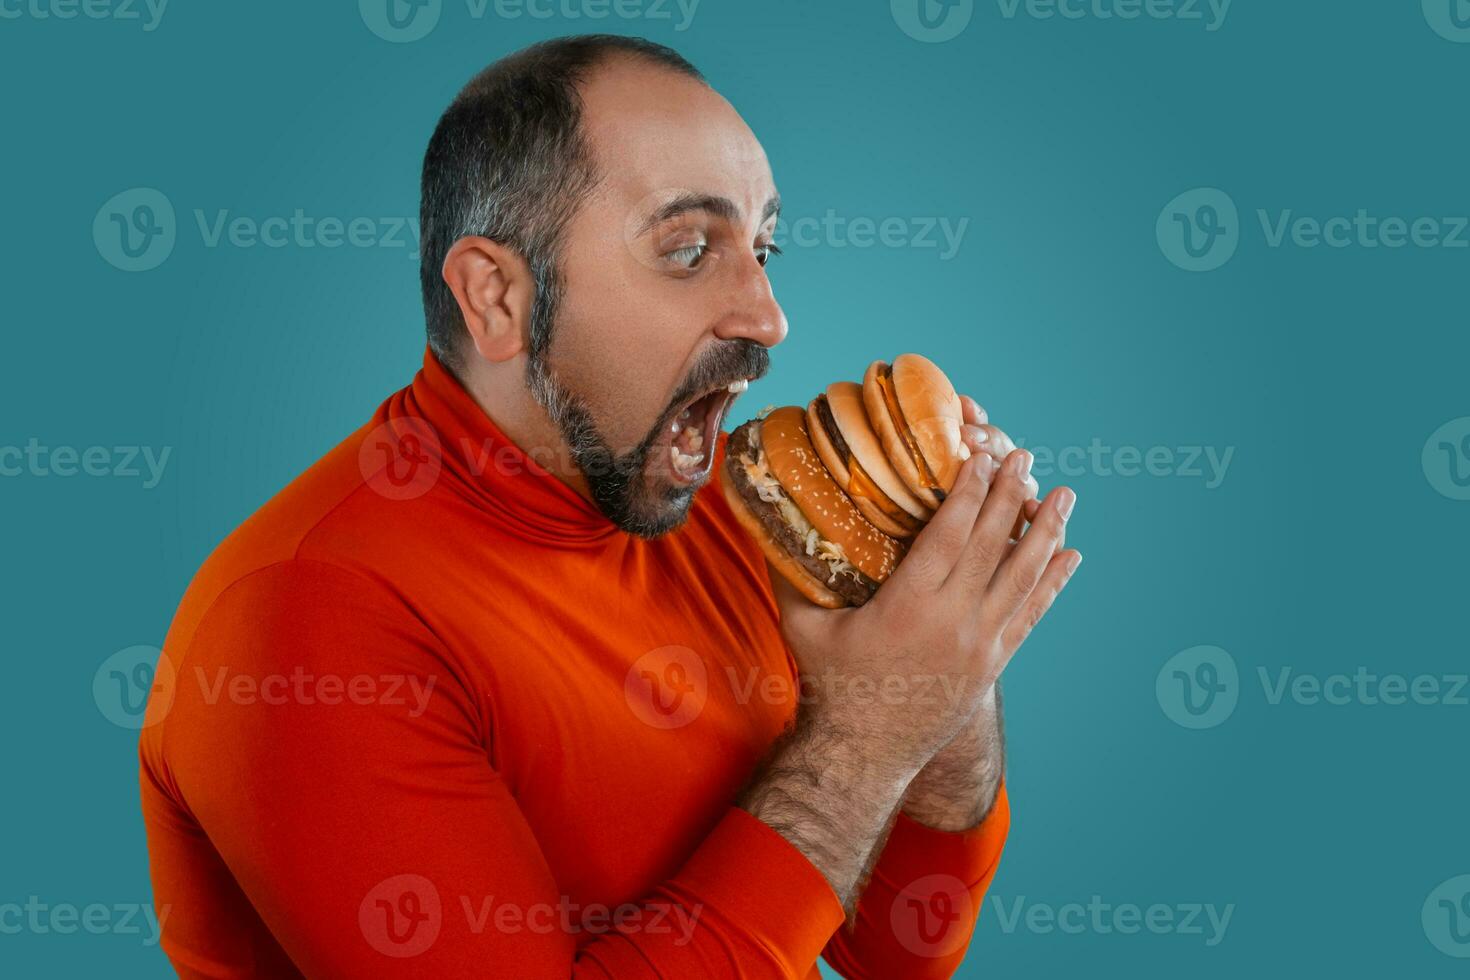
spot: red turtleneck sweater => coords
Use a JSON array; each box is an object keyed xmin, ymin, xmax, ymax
[{"xmin": 139, "ymin": 349, "xmax": 1010, "ymax": 978}]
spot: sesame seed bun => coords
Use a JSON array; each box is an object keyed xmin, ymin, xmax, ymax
[
  {"xmin": 717, "ymin": 451, "xmax": 847, "ymax": 609},
  {"xmin": 761, "ymin": 406, "xmax": 900, "ymax": 583}
]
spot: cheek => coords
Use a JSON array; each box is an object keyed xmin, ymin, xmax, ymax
[
  {"xmin": 547, "ymin": 309, "xmax": 687, "ymax": 450},
  {"xmin": 554, "ymin": 226, "xmax": 711, "ymax": 444}
]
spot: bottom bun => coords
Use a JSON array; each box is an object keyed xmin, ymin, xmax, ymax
[{"xmin": 718, "ymin": 462, "xmax": 848, "ymax": 609}]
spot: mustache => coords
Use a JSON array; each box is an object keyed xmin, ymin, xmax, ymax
[{"xmin": 662, "ymin": 339, "xmax": 771, "ymax": 422}]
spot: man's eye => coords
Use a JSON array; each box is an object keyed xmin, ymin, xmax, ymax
[
  {"xmin": 667, "ymin": 243, "xmax": 709, "ymax": 269},
  {"xmin": 756, "ymin": 242, "xmax": 783, "ymax": 267}
]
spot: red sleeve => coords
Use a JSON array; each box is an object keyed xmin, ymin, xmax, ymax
[
  {"xmin": 151, "ymin": 559, "xmax": 845, "ymax": 978},
  {"xmin": 820, "ymin": 783, "xmax": 1010, "ymax": 978}
]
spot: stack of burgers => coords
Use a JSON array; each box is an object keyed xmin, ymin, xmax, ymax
[{"xmin": 719, "ymin": 354, "xmax": 971, "ymax": 608}]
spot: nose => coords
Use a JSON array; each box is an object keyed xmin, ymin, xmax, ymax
[{"xmin": 712, "ymin": 252, "xmax": 787, "ymax": 350}]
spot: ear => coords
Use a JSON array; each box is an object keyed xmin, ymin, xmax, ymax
[{"xmin": 441, "ymin": 236, "xmax": 535, "ymax": 364}]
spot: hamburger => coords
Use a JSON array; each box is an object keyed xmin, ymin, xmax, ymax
[
  {"xmin": 720, "ymin": 406, "xmax": 901, "ymax": 608},
  {"xmin": 718, "ymin": 354, "xmax": 970, "ymax": 607},
  {"xmin": 862, "ymin": 354, "xmax": 969, "ymax": 511},
  {"xmin": 807, "ymin": 381, "xmax": 929, "ymax": 539}
]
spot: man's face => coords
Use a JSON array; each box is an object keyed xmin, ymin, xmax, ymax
[{"xmin": 526, "ymin": 57, "xmax": 787, "ymax": 538}]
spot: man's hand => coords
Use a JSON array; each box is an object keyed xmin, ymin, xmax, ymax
[
  {"xmin": 900, "ymin": 395, "xmax": 1068, "ymax": 831},
  {"xmin": 959, "ymin": 393, "xmax": 1041, "ymax": 534},
  {"xmin": 739, "ymin": 444, "xmax": 1081, "ymax": 910}
]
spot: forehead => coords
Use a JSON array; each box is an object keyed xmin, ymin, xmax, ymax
[{"xmin": 576, "ymin": 57, "xmax": 775, "ymax": 219}]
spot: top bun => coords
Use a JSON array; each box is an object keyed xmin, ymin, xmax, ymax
[
  {"xmin": 893, "ymin": 353, "xmax": 969, "ymax": 491},
  {"xmin": 863, "ymin": 355, "xmax": 970, "ymax": 510}
]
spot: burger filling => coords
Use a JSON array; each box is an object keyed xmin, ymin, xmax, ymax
[
  {"xmin": 725, "ymin": 421, "xmax": 877, "ymax": 606},
  {"xmin": 876, "ymin": 363, "xmax": 946, "ymax": 501},
  {"xmin": 814, "ymin": 395, "xmax": 922, "ymax": 529}
]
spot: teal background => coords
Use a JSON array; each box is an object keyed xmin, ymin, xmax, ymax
[{"xmin": 3, "ymin": 1, "xmax": 1468, "ymax": 975}]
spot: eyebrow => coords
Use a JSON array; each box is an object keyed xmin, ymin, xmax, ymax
[{"xmin": 636, "ymin": 192, "xmax": 782, "ymax": 238}]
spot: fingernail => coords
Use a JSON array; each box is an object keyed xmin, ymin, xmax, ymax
[
  {"xmin": 1011, "ymin": 450, "xmax": 1032, "ymax": 481},
  {"xmin": 973, "ymin": 428, "xmax": 990, "ymax": 443},
  {"xmin": 1056, "ymin": 488, "xmax": 1076, "ymax": 522},
  {"xmin": 1065, "ymin": 552, "xmax": 1083, "ymax": 576}
]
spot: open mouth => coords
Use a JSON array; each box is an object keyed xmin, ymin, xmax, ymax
[{"xmin": 662, "ymin": 377, "xmax": 752, "ymax": 486}]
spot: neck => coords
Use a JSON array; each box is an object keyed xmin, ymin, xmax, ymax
[{"xmin": 458, "ymin": 357, "xmax": 597, "ymax": 505}]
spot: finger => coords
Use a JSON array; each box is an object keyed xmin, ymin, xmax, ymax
[
  {"xmin": 1007, "ymin": 467, "xmax": 1042, "ymax": 542},
  {"xmin": 999, "ymin": 549, "xmax": 1083, "ymax": 654},
  {"xmin": 888, "ymin": 454, "xmax": 992, "ymax": 593},
  {"xmin": 973, "ymin": 424, "xmax": 1016, "ymax": 461},
  {"xmin": 960, "ymin": 394, "xmax": 987, "ymax": 427},
  {"xmin": 960, "ymin": 423, "xmax": 991, "ymax": 458},
  {"xmin": 1010, "ymin": 489, "xmax": 1045, "ymax": 543},
  {"xmin": 942, "ymin": 449, "xmax": 1033, "ymax": 597},
  {"xmin": 980, "ymin": 485, "xmax": 1076, "ymax": 627},
  {"xmin": 973, "ymin": 425, "xmax": 1039, "ymax": 499}
]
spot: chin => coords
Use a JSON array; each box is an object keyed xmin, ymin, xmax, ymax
[{"xmin": 609, "ymin": 471, "xmax": 700, "ymax": 540}]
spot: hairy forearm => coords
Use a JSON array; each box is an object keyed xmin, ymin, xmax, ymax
[
  {"xmin": 737, "ymin": 707, "xmax": 914, "ymax": 914},
  {"xmin": 900, "ymin": 682, "xmax": 1006, "ymax": 831}
]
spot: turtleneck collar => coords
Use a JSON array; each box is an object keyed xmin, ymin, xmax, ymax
[{"xmin": 386, "ymin": 346, "xmax": 622, "ymax": 547}]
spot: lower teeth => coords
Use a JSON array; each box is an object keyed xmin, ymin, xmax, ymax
[{"xmin": 671, "ymin": 445, "xmax": 706, "ymax": 474}]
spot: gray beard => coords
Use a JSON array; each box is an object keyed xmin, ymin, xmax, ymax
[{"xmin": 525, "ymin": 350, "xmax": 697, "ymax": 539}]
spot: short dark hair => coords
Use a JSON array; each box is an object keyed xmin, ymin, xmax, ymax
[{"xmin": 418, "ymin": 35, "xmax": 706, "ymax": 375}]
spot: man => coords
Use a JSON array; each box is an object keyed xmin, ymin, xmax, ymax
[{"xmin": 140, "ymin": 35, "xmax": 1081, "ymax": 978}]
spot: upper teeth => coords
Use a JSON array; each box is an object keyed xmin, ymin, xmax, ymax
[{"xmin": 727, "ymin": 379, "xmax": 749, "ymax": 393}]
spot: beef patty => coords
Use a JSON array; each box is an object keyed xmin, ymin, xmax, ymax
[{"xmin": 724, "ymin": 419, "xmax": 878, "ymax": 607}]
